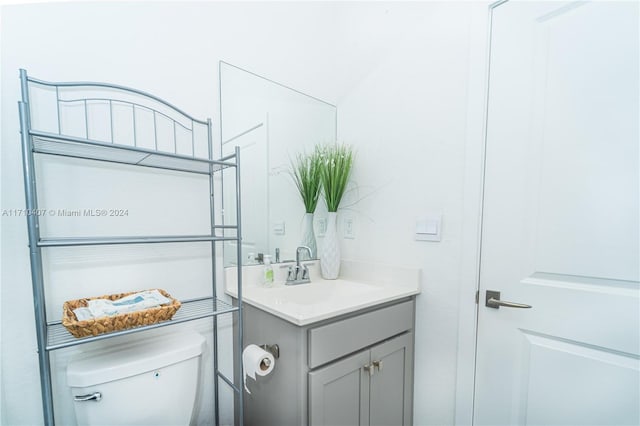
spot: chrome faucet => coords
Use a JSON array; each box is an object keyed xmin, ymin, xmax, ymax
[
  {"xmin": 296, "ymin": 246, "xmax": 312, "ymax": 264},
  {"xmin": 286, "ymin": 246, "xmax": 312, "ymax": 285}
]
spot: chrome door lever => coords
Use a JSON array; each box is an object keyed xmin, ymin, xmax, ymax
[
  {"xmin": 485, "ymin": 290, "xmax": 532, "ymax": 309},
  {"xmin": 372, "ymin": 360, "xmax": 383, "ymax": 372}
]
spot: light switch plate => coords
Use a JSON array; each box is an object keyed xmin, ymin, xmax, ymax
[
  {"xmin": 415, "ymin": 215, "xmax": 442, "ymax": 242},
  {"xmin": 273, "ymin": 221, "xmax": 285, "ymax": 235}
]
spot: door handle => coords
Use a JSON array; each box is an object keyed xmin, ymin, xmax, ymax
[
  {"xmin": 372, "ymin": 360, "xmax": 383, "ymax": 372},
  {"xmin": 485, "ymin": 290, "xmax": 532, "ymax": 309}
]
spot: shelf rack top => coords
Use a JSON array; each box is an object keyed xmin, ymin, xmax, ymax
[{"xmin": 20, "ymin": 69, "xmax": 235, "ymax": 174}]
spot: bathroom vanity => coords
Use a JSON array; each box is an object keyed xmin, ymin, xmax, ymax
[{"xmin": 227, "ymin": 261, "xmax": 420, "ymax": 426}]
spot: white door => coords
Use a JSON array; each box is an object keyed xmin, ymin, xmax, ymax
[{"xmin": 474, "ymin": 1, "xmax": 639, "ymax": 425}]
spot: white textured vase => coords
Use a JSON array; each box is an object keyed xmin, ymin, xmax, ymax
[
  {"xmin": 320, "ymin": 212, "xmax": 340, "ymax": 279},
  {"xmin": 300, "ymin": 213, "xmax": 317, "ymax": 259}
]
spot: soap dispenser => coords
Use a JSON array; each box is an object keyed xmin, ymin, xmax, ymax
[{"xmin": 263, "ymin": 255, "xmax": 274, "ymax": 287}]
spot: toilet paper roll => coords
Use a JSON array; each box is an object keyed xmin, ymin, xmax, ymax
[{"xmin": 242, "ymin": 344, "xmax": 275, "ymax": 394}]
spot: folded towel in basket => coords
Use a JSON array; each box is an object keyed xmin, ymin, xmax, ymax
[{"xmin": 73, "ymin": 289, "xmax": 172, "ymax": 321}]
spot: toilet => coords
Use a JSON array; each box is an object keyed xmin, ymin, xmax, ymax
[{"xmin": 66, "ymin": 330, "xmax": 205, "ymax": 426}]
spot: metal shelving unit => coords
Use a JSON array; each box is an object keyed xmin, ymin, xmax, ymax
[
  {"xmin": 46, "ymin": 297, "xmax": 237, "ymax": 351},
  {"xmin": 18, "ymin": 69, "xmax": 244, "ymax": 426}
]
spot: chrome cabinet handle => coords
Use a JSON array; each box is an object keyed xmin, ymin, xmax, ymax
[
  {"xmin": 485, "ymin": 290, "xmax": 532, "ymax": 309},
  {"xmin": 372, "ymin": 360, "xmax": 383, "ymax": 372},
  {"xmin": 74, "ymin": 392, "xmax": 102, "ymax": 402},
  {"xmin": 363, "ymin": 364, "xmax": 375, "ymax": 377}
]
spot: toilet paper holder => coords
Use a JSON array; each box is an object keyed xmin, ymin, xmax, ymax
[{"xmin": 260, "ymin": 344, "xmax": 280, "ymax": 359}]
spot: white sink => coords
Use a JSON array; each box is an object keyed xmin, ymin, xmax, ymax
[
  {"xmin": 225, "ymin": 261, "xmax": 421, "ymax": 326},
  {"xmin": 271, "ymin": 283, "xmax": 334, "ymax": 305},
  {"xmin": 262, "ymin": 279, "xmax": 381, "ymax": 305}
]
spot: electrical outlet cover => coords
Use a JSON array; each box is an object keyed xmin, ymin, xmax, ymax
[
  {"xmin": 344, "ymin": 217, "xmax": 355, "ymax": 239},
  {"xmin": 316, "ymin": 218, "xmax": 327, "ymax": 237}
]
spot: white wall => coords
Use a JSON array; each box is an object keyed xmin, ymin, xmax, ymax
[
  {"xmin": 336, "ymin": 3, "xmax": 488, "ymax": 425},
  {"xmin": 1, "ymin": 2, "xmax": 490, "ymax": 425}
]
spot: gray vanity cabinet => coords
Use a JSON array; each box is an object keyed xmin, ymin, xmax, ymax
[
  {"xmin": 309, "ymin": 332, "xmax": 414, "ymax": 426},
  {"xmin": 236, "ymin": 297, "xmax": 416, "ymax": 426},
  {"xmin": 369, "ymin": 333, "xmax": 414, "ymax": 426},
  {"xmin": 309, "ymin": 349, "xmax": 371, "ymax": 426}
]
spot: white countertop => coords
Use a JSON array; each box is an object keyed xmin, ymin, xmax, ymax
[{"xmin": 225, "ymin": 260, "xmax": 421, "ymax": 326}]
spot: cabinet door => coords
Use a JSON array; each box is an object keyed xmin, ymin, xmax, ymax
[
  {"xmin": 369, "ymin": 333, "xmax": 414, "ymax": 426},
  {"xmin": 309, "ymin": 349, "xmax": 370, "ymax": 426}
]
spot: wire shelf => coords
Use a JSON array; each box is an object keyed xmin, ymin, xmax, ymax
[
  {"xmin": 46, "ymin": 297, "xmax": 237, "ymax": 350},
  {"xmin": 38, "ymin": 234, "xmax": 238, "ymax": 247},
  {"xmin": 31, "ymin": 132, "xmax": 236, "ymax": 175}
]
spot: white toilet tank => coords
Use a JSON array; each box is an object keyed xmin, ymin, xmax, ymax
[{"xmin": 67, "ymin": 330, "xmax": 205, "ymax": 426}]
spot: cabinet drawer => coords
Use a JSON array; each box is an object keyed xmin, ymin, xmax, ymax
[{"xmin": 308, "ymin": 300, "xmax": 414, "ymax": 369}]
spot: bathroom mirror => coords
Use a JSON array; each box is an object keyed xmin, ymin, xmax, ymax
[{"xmin": 220, "ymin": 62, "xmax": 336, "ymax": 266}]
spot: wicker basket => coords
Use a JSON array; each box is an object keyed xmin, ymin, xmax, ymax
[{"xmin": 62, "ymin": 289, "xmax": 181, "ymax": 338}]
